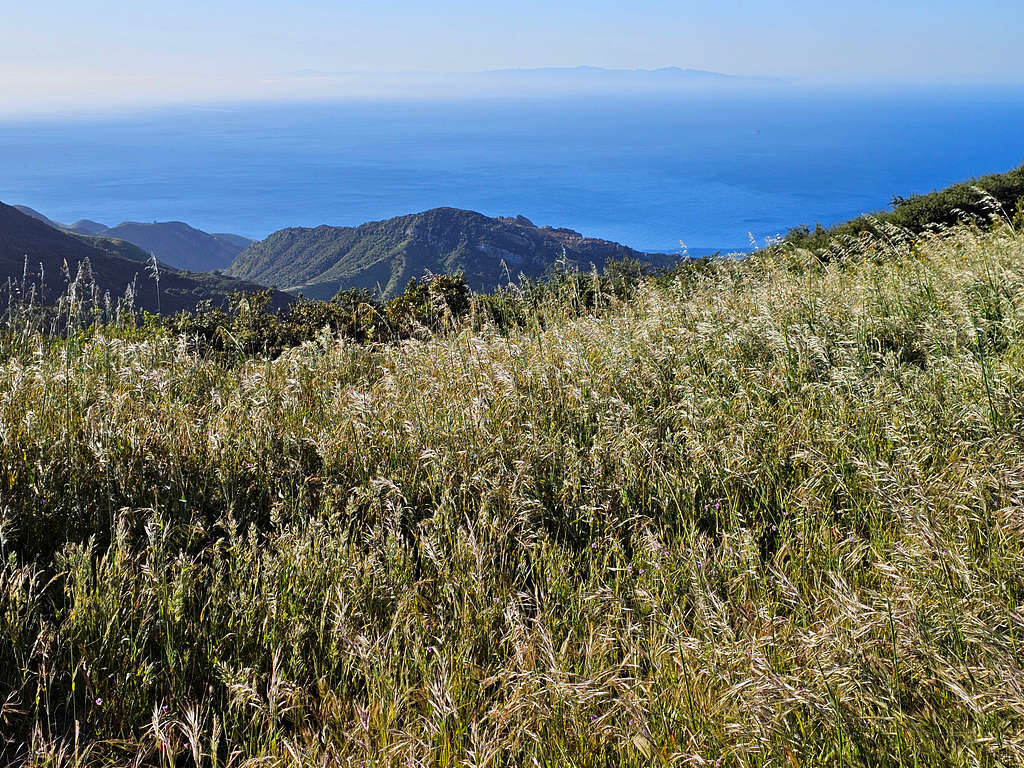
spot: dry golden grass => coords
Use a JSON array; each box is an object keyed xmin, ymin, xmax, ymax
[{"xmin": 2, "ymin": 221, "xmax": 1024, "ymax": 766}]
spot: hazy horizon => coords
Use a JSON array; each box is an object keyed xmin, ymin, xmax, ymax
[
  {"xmin": 3, "ymin": 0, "xmax": 1023, "ymax": 114},
  {"xmin": 5, "ymin": 90, "xmax": 1023, "ymax": 250},
  {"xmin": 0, "ymin": 67, "xmax": 784, "ymax": 118}
]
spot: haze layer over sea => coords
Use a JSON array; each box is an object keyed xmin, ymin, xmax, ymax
[{"xmin": 2, "ymin": 85, "xmax": 1023, "ymax": 253}]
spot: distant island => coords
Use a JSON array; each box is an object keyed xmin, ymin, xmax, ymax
[
  {"xmin": 268, "ymin": 65, "xmax": 779, "ymax": 99},
  {"xmin": 476, "ymin": 65, "xmax": 773, "ymax": 81}
]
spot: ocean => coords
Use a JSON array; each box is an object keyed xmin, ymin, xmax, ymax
[{"xmin": 2, "ymin": 86, "xmax": 1023, "ymax": 254}]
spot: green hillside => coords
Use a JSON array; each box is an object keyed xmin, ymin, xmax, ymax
[
  {"xmin": 0, "ymin": 201, "xmax": 288, "ymax": 315},
  {"xmin": 228, "ymin": 207, "xmax": 672, "ymax": 299}
]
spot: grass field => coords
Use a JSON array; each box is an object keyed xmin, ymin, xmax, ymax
[{"xmin": 3, "ymin": 217, "xmax": 1024, "ymax": 766}]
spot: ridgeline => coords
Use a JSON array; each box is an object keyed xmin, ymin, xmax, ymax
[{"xmin": 227, "ymin": 207, "xmax": 674, "ymax": 299}]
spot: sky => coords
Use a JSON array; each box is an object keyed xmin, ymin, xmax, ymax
[{"xmin": 2, "ymin": 0, "xmax": 1023, "ymax": 112}]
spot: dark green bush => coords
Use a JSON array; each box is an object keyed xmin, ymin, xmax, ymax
[{"xmin": 785, "ymin": 162, "xmax": 1024, "ymax": 254}]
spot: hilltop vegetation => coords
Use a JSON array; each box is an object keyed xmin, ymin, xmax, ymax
[
  {"xmin": 786, "ymin": 162, "xmax": 1024, "ymax": 252},
  {"xmin": 165, "ymin": 260, "xmax": 661, "ymax": 360},
  {"xmin": 3, "ymin": 203, "xmax": 1024, "ymax": 765},
  {"xmin": 227, "ymin": 207, "xmax": 671, "ymax": 299}
]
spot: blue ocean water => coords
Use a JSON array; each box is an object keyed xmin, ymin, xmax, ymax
[{"xmin": 2, "ymin": 86, "xmax": 1023, "ymax": 253}]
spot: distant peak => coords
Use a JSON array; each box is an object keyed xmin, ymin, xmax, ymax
[
  {"xmin": 13, "ymin": 205, "xmax": 64, "ymax": 230},
  {"xmin": 227, "ymin": 206, "xmax": 675, "ymax": 301}
]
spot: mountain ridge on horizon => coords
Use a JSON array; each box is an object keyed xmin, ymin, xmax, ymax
[
  {"xmin": 280, "ymin": 64, "xmax": 778, "ymax": 83},
  {"xmin": 480, "ymin": 65, "xmax": 768, "ymax": 79},
  {"xmin": 227, "ymin": 206, "xmax": 680, "ymax": 300},
  {"xmin": 1, "ymin": 202, "xmax": 287, "ymax": 314},
  {"xmin": 8, "ymin": 202, "xmax": 683, "ymax": 305},
  {"xmin": 13, "ymin": 205, "xmax": 253, "ymax": 272}
]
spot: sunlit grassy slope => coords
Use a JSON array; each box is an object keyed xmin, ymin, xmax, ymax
[{"xmin": 3, "ymin": 218, "xmax": 1024, "ymax": 766}]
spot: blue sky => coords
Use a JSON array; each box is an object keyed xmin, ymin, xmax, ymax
[{"xmin": 2, "ymin": 0, "xmax": 1022, "ymax": 111}]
